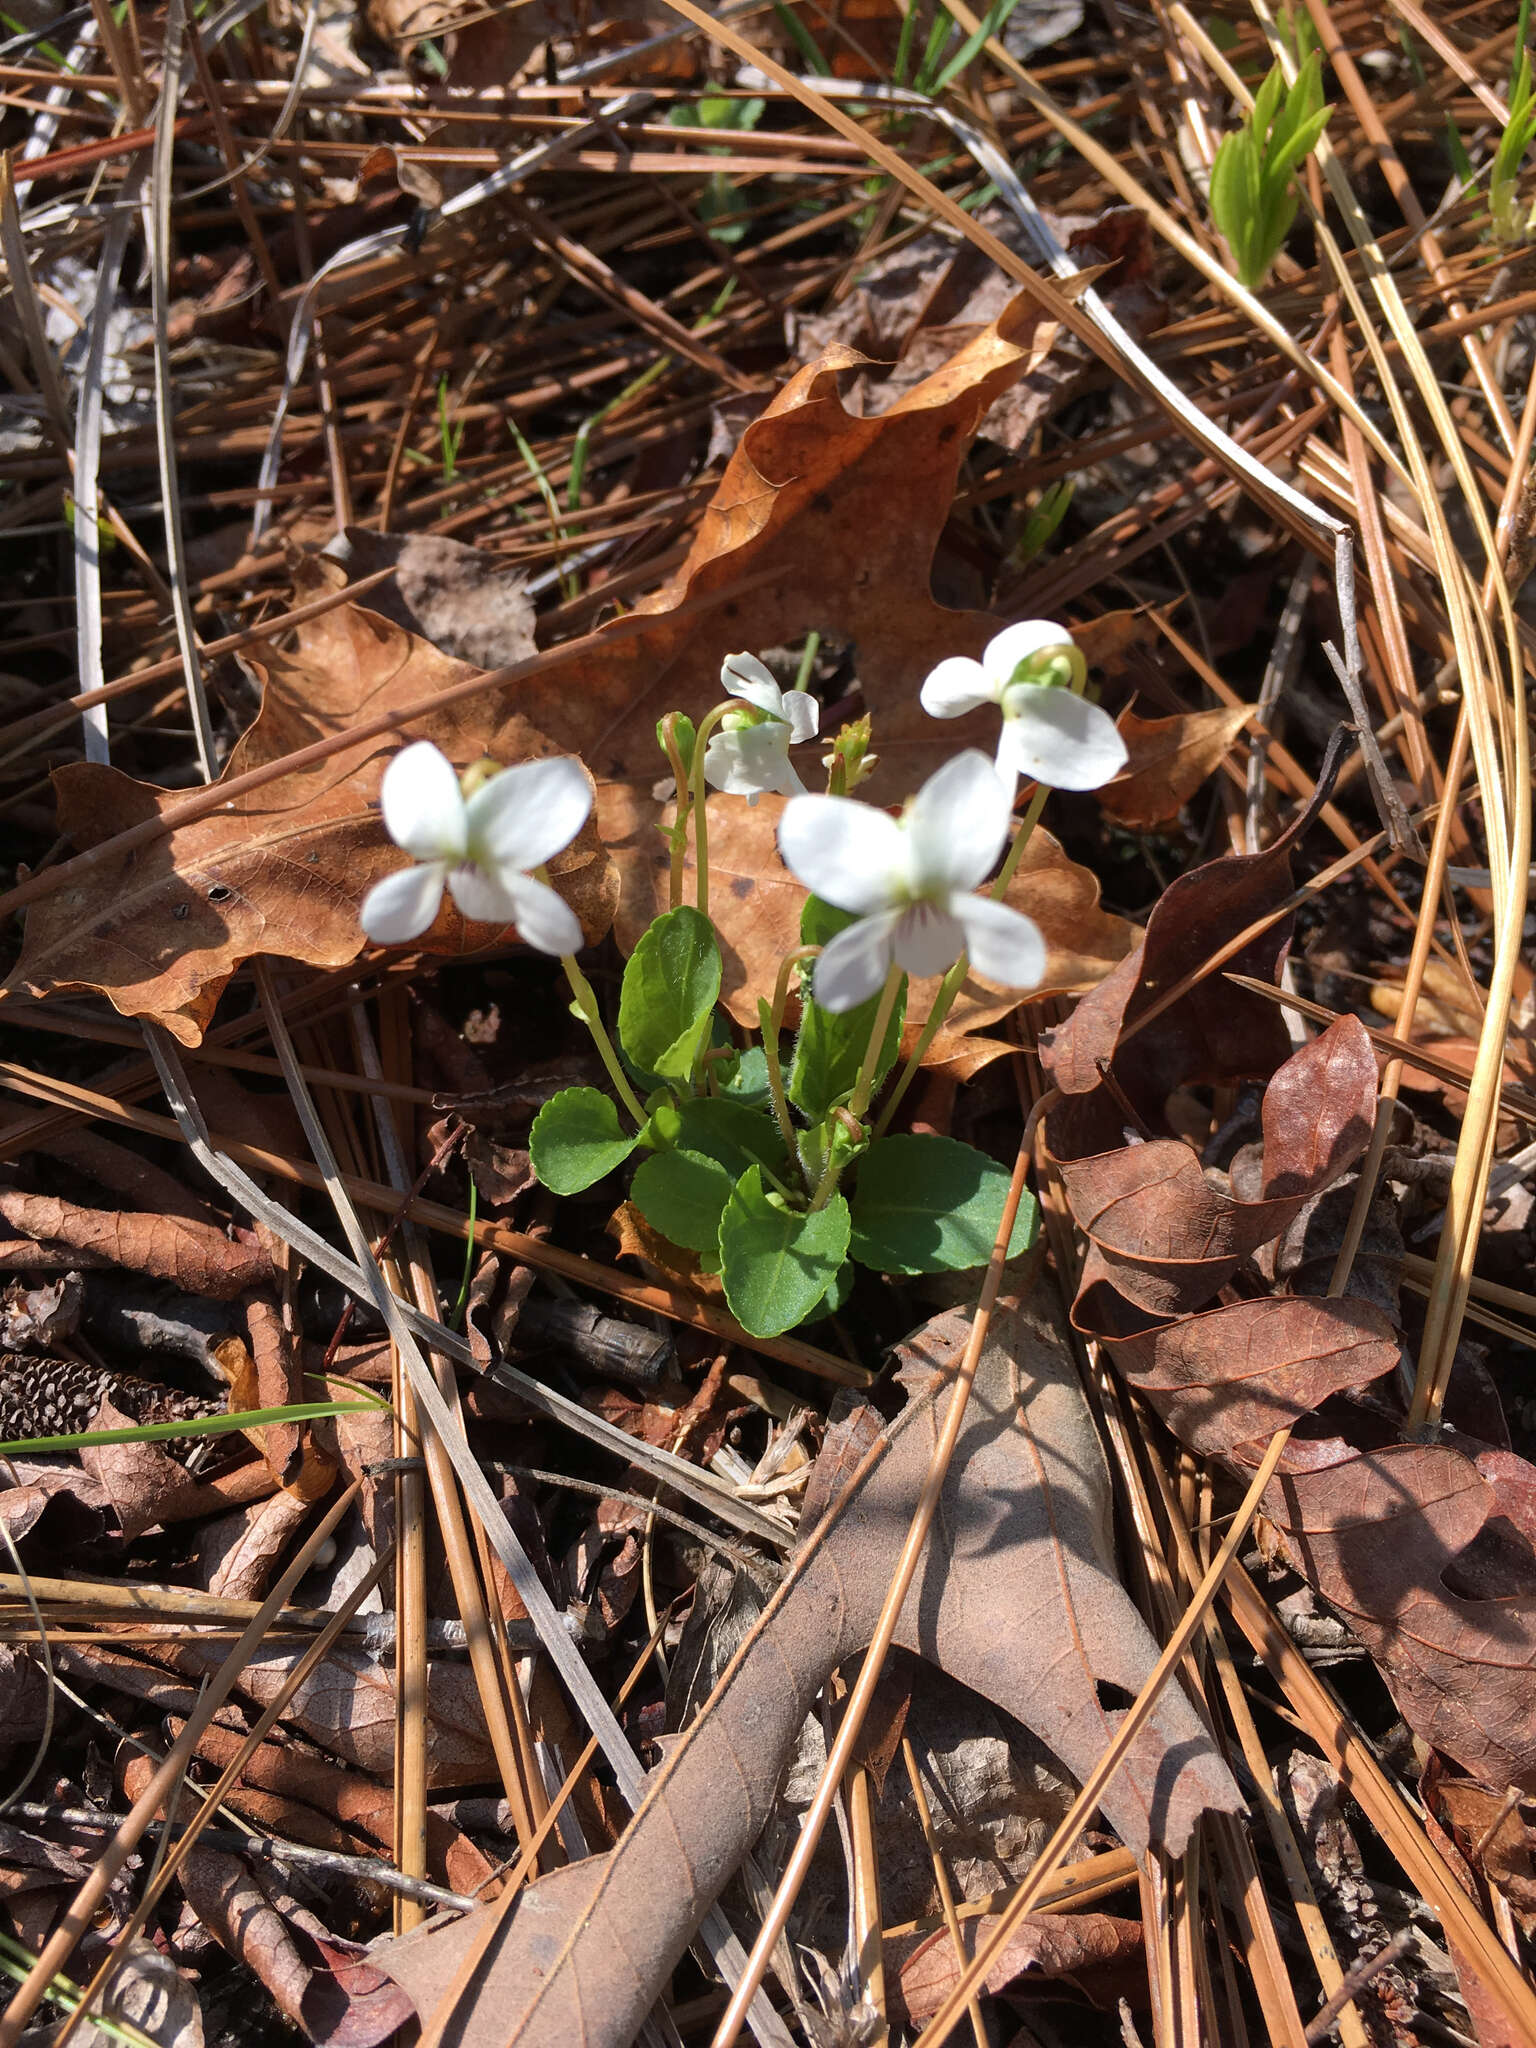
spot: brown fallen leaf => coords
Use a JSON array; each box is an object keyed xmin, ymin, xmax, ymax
[
  {"xmin": 81, "ymin": 1397, "xmax": 271, "ymax": 1542},
  {"xmin": 328, "ymin": 529, "xmax": 537, "ymax": 671},
  {"xmin": 1080, "ymin": 1291, "xmax": 1399, "ymax": 1455},
  {"xmin": 1044, "ymin": 804, "xmax": 1536, "ymax": 1791},
  {"xmin": 616, "ymin": 794, "xmax": 1134, "ymax": 1059},
  {"xmin": 892, "ymin": 1909, "xmax": 1146, "ymax": 2025},
  {"xmin": 198, "ymin": 1489, "xmax": 315, "ymax": 1602},
  {"xmin": 0, "ymin": 1191, "xmax": 273, "ymax": 1300},
  {"xmin": 180, "ymin": 1720, "xmax": 497, "ymax": 1898},
  {"xmin": 1041, "ymin": 737, "xmax": 1344, "ymax": 1151},
  {"xmin": 122, "ymin": 1757, "xmax": 414, "ymax": 2048},
  {"xmin": 1251, "ymin": 1437, "xmax": 1536, "ymax": 1791},
  {"xmin": 1053, "ymin": 1018, "xmax": 1378, "ymax": 1317},
  {"xmin": 160, "ymin": 1633, "xmax": 499, "ymax": 1787},
  {"xmin": 374, "ymin": 1292, "xmax": 1239, "ymax": 2048},
  {"xmin": 8, "ymin": 583, "xmax": 616, "ymax": 1044},
  {"xmin": 1098, "ymin": 705, "xmax": 1251, "ymax": 828},
  {"xmin": 230, "ymin": 1295, "xmax": 336, "ymax": 1499}
]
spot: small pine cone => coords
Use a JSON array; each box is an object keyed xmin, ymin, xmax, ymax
[{"xmin": 0, "ymin": 1353, "xmax": 220, "ymax": 1441}]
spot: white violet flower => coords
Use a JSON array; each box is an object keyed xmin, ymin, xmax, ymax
[
  {"xmin": 920, "ymin": 620, "xmax": 1126, "ymax": 792},
  {"xmin": 360, "ymin": 739, "xmax": 592, "ymax": 953},
  {"xmin": 702, "ymin": 652, "xmax": 820, "ymax": 803},
  {"xmin": 777, "ymin": 750, "xmax": 1046, "ymax": 1012}
]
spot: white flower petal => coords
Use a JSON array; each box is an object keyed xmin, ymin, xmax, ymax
[
  {"xmin": 360, "ymin": 860, "xmax": 447, "ymax": 944},
  {"xmin": 902, "ymin": 751, "xmax": 1012, "ymax": 896},
  {"xmin": 720, "ymin": 652, "xmax": 785, "ymax": 718},
  {"xmin": 778, "ymin": 795, "xmax": 905, "ymax": 916},
  {"xmin": 446, "ymin": 864, "xmax": 519, "ymax": 929},
  {"xmin": 780, "ymin": 690, "xmax": 820, "ymax": 744},
  {"xmin": 703, "ymin": 723, "xmax": 805, "ymax": 800},
  {"xmin": 465, "ymin": 754, "xmax": 593, "ymax": 874},
  {"xmin": 919, "ymin": 655, "xmax": 993, "ymax": 719},
  {"xmin": 380, "ymin": 741, "xmax": 467, "ymax": 862},
  {"xmin": 983, "ymin": 619, "xmax": 1076, "ymax": 689},
  {"xmin": 499, "ymin": 870, "xmax": 584, "ymax": 956},
  {"xmin": 890, "ymin": 901, "xmax": 968, "ymax": 980},
  {"xmin": 999, "ymin": 685, "xmax": 1129, "ymax": 790},
  {"xmin": 953, "ymin": 893, "xmax": 1047, "ymax": 990},
  {"xmin": 814, "ymin": 910, "xmax": 900, "ymax": 1012}
]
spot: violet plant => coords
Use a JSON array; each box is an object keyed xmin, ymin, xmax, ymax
[{"xmin": 361, "ymin": 625, "xmax": 1126, "ymax": 1339}]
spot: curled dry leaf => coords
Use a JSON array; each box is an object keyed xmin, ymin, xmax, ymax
[
  {"xmin": 893, "ymin": 1910, "xmax": 1146, "ymax": 2025},
  {"xmin": 81, "ymin": 1397, "xmax": 270, "ymax": 1543},
  {"xmin": 615, "ymin": 794, "xmax": 1134, "ymax": 1061},
  {"xmin": 122, "ymin": 1757, "xmax": 414, "ymax": 2048},
  {"xmin": 181, "ymin": 1720, "xmax": 498, "ymax": 1898},
  {"xmin": 8, "ymin": 572, "xmax": 616, "ymax": 1044},
  {"xmin": 375, "ymin": 1292, "xmax": 1238, "ymax": 2048},
  {"xmin": 0, "ymin": 1191, "xmax": 273, "ymax": 1300},
  {"xmin": 1055, "ymin": 1019, "xmax": 1378, "ymax": 1318},
  {"xmin": 1045, "ymin": 803, "xmax": 1536, "ymax": 1790},
  {"xmin": 1097, "ymin": 705, "xmax": 1251, "ymax": 828}
]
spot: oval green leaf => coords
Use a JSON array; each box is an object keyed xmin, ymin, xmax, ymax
[
  {"xmin": 618, "ymin": 907, "xmax": 722, "ymax": 1084},
  {"xmin": 530, "ymin": 1087, "xmax": 638, "ymax": 1196},
  {"xmin": 718, "ymin": 1165, "xmax": 850, "ymax": 1339},
  {"xmin": 631, "ymin": 1147, "xmax": 736, "ymax": 1254},
  {"xmin": 849, "ymin": 1134, "xmax": 1038, "ymax": 1274}
]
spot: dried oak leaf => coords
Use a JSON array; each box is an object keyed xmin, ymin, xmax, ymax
[
  {"xmin": 374, "ymin": 1292, "xmax": 1239, "ymax": 2048},
  {"xmin": 8, "ymin": 585, "xmax": 616, "ymax": 1044},
  {"xmin": 616, "ymin": 794, "xmax": 1134, "ymax": 1063},
  {"xmin": 182, "ymin": 1720, "xmax": 497, "ymax": 1899},
  {"xmin": 1098, "ymin": 705, "xmax": 1251, "ymax": 829},
  {"xmin": 892, "ymin": 1910, "xmax": 1146, "ymax": 2025},
  {"xmin": 162, "ymin": 1634, "xmax": 498, "ymax": 1787}
]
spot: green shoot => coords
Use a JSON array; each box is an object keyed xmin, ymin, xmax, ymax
[
  {"xmin": 769, "ymin": 0, "xmax": 831, "ymax": 75},
  {"xmin": 1011, "ymin": 478, "xmax": 1075, "ymax": 566},
  {"xmin": 1490, "ymin": 45, "xmax": 1536, "ymax": 246},
  {"xmin": 1209, "ymin": 50, "xmax": 1333, "ymax": 288},
  {"xmin": 436, "ymin": 375, "xmax": 464, "ymax": 485},
  {"xmin": 927, "ymin": 0, "xmax": 1023, "ymax": 94},
  {"xmin": 0, "ymin": 1397, "xmax": 385, "ymax": 1460}
]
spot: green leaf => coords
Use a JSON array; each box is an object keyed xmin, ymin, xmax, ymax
[
  {"xmin": 530, "ymin": 1087, "xmax": 639, "ymax": 1195},
  {"xmin": 789, "ymin": 899, "xmax": 906, "ymax": 1119},
  {"xmin": 618, "ymin": 907, "xmax": 722, "ymax": 1084},
  {"xmin": 804, "ymin": 1259, "xmax": 856, "ymax": 1321},
  {"xmin": 631, "ymin": 1148, "xmax": 736, "ymax": 1253},
  {"xmin": 849, "ymin": 1135, "xmax": 1038, "ymax": 1274},
  {"xmin": 718, "ymin": 1167, "xmax": 851, "ymax": 1338},
  {"xmin": 715, "ymin": 1044, "xmax": 773, "ymax": 1109},
  {"xmin": 674, "ymin": 1096, "xmax": 786, "ymax": 1177}
]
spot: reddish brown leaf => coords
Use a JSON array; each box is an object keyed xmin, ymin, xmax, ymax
[
  {"xmin": 0, "ymin": 1191, "xmax": 274, "ymax": 1299},
  {"xmin": 375, "ymin": 1293, "xmax": 1239, "ymax": 2048},
  {"xmin": 1054, "ymin": 1019, "xmax": 1377, "ymax": 1316},
  {"xmin": 130, "ymin": 1810, "xmax": 413, "ymax": 2048},
  {"xmin": 1081, "ymin": 1292, "xmax": 1400, "ymax": 1455},
  {"xmin": 182, "ymin": 1721, "xmax": 497, "ymax": 1898},
  {"xmin": 894, "ymin": 1910, "xmax": 1145, "ymax": 2024},
  {"xmin": 1251, "ymin": 1438, "xmax": 1536, "ymax": 1790},
  {"xmin": 1098, "ymin": 706, "xmax": 1250, "ymax": 828},
  {"xmin": 160, "ymin": 1633, "xmax": 499, "ymax": 1787},
  {"xmin": 1042, "ymin": 735, "xmax": 1345, "ymax": 1150}
]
